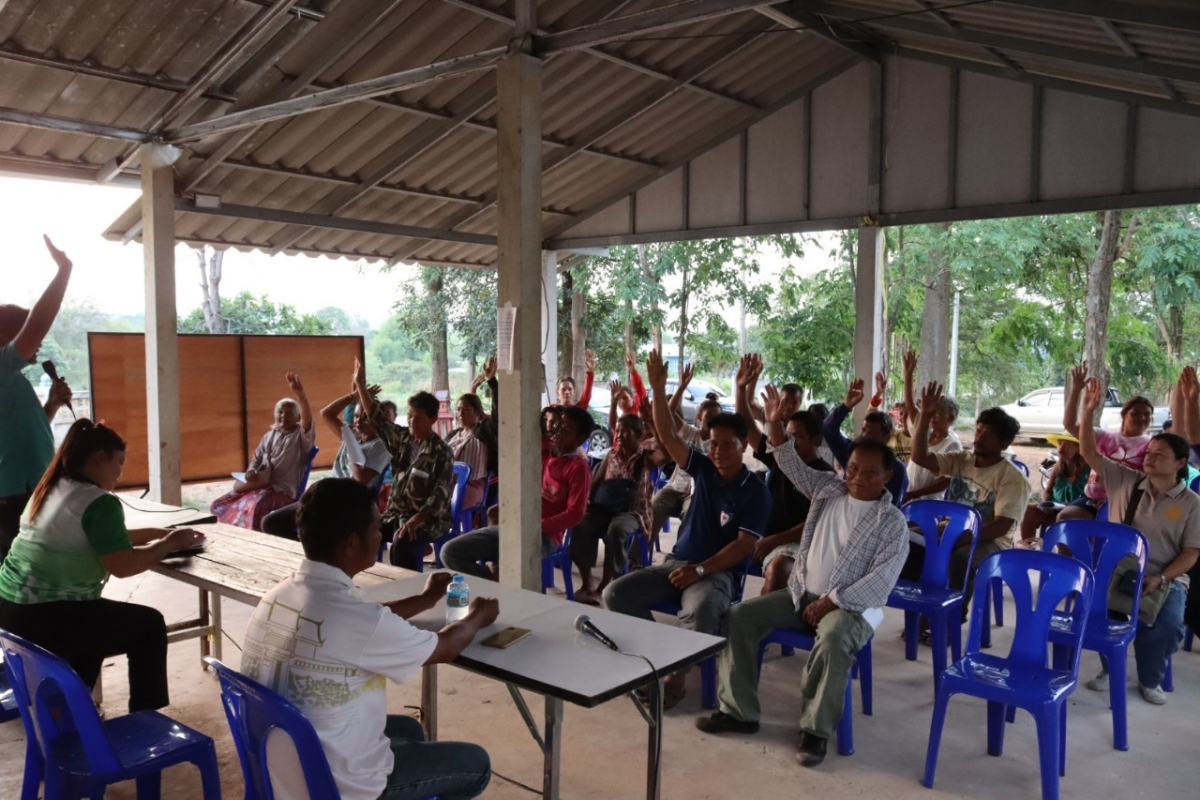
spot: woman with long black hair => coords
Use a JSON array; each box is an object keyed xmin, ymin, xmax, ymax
[{"xmin": 0, "ymin": 419, "xmax": 204, "ymax": 711}]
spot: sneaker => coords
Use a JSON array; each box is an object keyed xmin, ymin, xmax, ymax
[
  {"xmin": 1085, "ymin": 670, "xmax": 1109, "ymax": 692},
  {"xmin": 694, "ymin": 711, "xmax": 760, "ymax": 735},
  {"xmin": 796, "ymin": 732, "xmax": 828, "ymax": 768},
  {"xmin": 1139, "ymin": 684, "xmax": 1167, "ymax": 705}
]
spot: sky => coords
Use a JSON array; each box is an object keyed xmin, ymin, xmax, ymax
[{"xmin": 0, "ymin": 175, "xmax": 840, "ymax": 330}]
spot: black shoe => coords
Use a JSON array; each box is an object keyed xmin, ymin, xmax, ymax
[
  {"xmin": 695, "ymin": 711, "xmax": 760, "ymax": 735},
  {"xmin": 796, "ymin": 732, "xmax": 827, "ymax": 767}
]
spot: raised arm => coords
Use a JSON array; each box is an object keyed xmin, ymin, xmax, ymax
[
  {"xmin": 668, "ymin": 360, "xmax": 694, "ymax": 418},
  {"xmin": 901, "ymin": 347, "xmax": 919, "ymax": 437},
  {"xmin": 1062, "ymin": 363, "xmax": 1088, "ymax": 438},
  {"xmin": 576, "ymin": 349, "xmax": 596, "ymax": 408},
  {"xmin": 822, "ymin": 380, "xmax": 864, "ymax": 468},
  {"xmin": 1076, "ymin": 377, "xmax": 1105, "ymax": 469},
  {"xmin": 763, "ymin": 384, "xmax": 841, "ymax": 498},
  {"xmin": 734, "ymin": 354, "xmax": 763, "ymax": 451},
  {"xmin": 320, "ymin": 391, "xmax": 356, "ymax": 439},
  {"xmin": 13, "ymin": 236, "xmax": 73, "ymax": 361},
  {"xmin": 910, "ymin": 381, "xmax": 945, "ymax": 473},
  {"xmin": 1179, "ymin": 365, "xmax": 1200, "ymax": 446},
  {"xmin": 647, "ymin": 349, "xmax": 692, "ymax": 467}
]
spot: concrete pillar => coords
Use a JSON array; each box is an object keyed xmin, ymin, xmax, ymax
[
  {"xmin": 541, "ymin": 250, "xmax": 558, "ymax": 407},
  {"xmin": 853, "ymin": 225, "xmax": 885, "ymax": 431},
  {"xmin": 140, "ymin": 143, "xmax": 182, "ymax": 504},
  {"xmin": 495, "ymin": 4, "xmax": 543, "ymax": 591}
]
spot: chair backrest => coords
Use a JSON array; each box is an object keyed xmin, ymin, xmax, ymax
[
  {"xmin": 0, "ymin": 629, "xmax": 123, "ymax": 776},
  {"xmin": 1190, "ymin": 473, "xmax": 1199, "ymax": 494},
  {"xmin": 966, "ymin": 550, "xmax": 1094, "ymax": 673},
  {"xmin": 1041, "ymin": 519, "xmax": 1147, "ymax": 636},
  {"xmin": 451, "ymin": 462, "xmax": 470, "ymax": 519},
  {"xmin": 902, "ymin": 499, "xmax": 982, "ymax": 592},
  {"xmin": 296, "ymin": 446, "xmax": 320, "ymax": 499},
  {"xmin": 1011, "ymin": 458, "xmax": 1030, "ymax": 477},
  {"xmin": 205, "ymin": 657, "xmax": 340, "ymax": 800},
  {"xmin": 1095, "ymin": 501, "xmax": 1107, "ymax": 521}
]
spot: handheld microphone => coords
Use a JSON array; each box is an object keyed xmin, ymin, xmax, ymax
[
  {"xmin": 574, "ymin": 613, "xmax": 620, "ymax": 652},
  {"xmin": 42, "ymin": 360, "xmax": 59, "ymax": 381}
]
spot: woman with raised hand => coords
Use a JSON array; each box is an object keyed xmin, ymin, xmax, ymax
[
  {"xmin": 211, "ymin": 372, "xmax": 317, "ymax": 530},
  {"xmin": 0, "ymin": 419, "xmax": 204, "ymax": 711},
  {"xmin": 1077, "ymin": 376, "xmax": 1200, "ymax": 706}
]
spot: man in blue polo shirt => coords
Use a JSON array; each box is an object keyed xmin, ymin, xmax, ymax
[{"xmin": 604, "ymin": 349, "xmax": 771, "ymax": 709}]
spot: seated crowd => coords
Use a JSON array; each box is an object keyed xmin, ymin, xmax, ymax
[{"xmin": 3, "ymin": 245, "xmax": 1198, "ymax": 799}]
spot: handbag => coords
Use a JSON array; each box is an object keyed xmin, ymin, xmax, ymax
[
  {"xmin": 1107, "ymin": 480, "xmax": 1171, "ymax": 626},
  {"xmin": 589, "ymin": 457, "xmax": 645, "ymax": 515}
]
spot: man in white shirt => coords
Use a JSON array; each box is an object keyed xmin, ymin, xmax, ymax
[
  {"xmin": 696, "ymin": 386, "xmax": 909, "ymax": 769},
  {"xmin": 242, "ymin": 478, "xmax": 498, "ymax": 800}
]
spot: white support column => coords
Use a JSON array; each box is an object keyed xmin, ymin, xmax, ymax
[
  {"xmin": 852, "ymin": 225, "xmax": 885, "ymax": 431},
  {"xmin": 496, "ymin": 4, "xmax": 543, "ymax": 591},
  {"xmin": 141, "ymin": 143, "xmax": 182, "ymax": 504},
  {"xmin": 541, "ymin": 250, "xmax": 558, "ymax": 407}
]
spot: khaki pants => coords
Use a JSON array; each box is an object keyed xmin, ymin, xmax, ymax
[
  {"xmin": 717, "ymin": 590, "xmax": 873, "ymax": 739},
  {"xmin": 651, "ymin": 486, "xmax": 691, "ymax": 536}
]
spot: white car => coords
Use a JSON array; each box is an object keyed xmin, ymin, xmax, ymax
[{"xmin": 999, "ymin": 386, "xmax": 1167, "ymax": 438}]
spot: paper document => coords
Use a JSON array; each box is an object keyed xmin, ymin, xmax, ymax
[
  {"xmin": 497, "ymin": 302, "xmax": 517, "ymax": 373},
  {"xmin": 341, "ymin": 425, "xmax": 366, "ymax": 467},
  {"xmin": 231, "ymin": 472, "xmax": 247, "ymax": 483},
  {"xmin": 908, "ymin": 529, "xmax": 925, "ymax": 547}
]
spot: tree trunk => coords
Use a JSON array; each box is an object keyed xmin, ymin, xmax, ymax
[
  {"xmin": 428, "ymin": 273, "xmax": 450, "ymax": 392},
  {"xmin": 918, "ymin": 224, "xmax": 952, "ymax": 388},
  {"xmin": 197, "ymin": 246, "xmax": 225, "ymax": 333},
  {"xmin": 1083, "ymin": 210, "xmax": 1121, "ymax": 424},
  {"xmin": 677, "ymin": 263, "xmax": 689, "ymax": 371},
  {"xmin": 638, "ymin": 245, "xmax": 663, "ymax": 353},
  {"xmin": 624, "ymin": 298, "xmax": 634, "ymax": 356},
  {"xmin": 560, "ymin": 272, "xmax": 574, "ymax": 381},
  {"xmin": 1168, "ymin": 304, "xmax": 1184, "ymax": 361},
  {"xmin": 571, "ymin": 275, "xmax": 586, "ymax": 384}
]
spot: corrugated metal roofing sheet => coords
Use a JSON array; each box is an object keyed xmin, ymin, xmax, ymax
[{"xmin": 0, "ymin": 0, "xmax": 1196, "ymax": 265}]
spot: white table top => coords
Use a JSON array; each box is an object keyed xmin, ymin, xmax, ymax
[{"xmin": 359, "ymin": 574, "xmax": 726, "ymax": 707}]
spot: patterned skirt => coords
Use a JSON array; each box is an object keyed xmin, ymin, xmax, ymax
[{"xmin": 210, "ymin": 488, "xmax": 294, "ymax": 531}]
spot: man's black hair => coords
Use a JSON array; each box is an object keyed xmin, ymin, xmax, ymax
[
  {"xmin": 408, "ymin": 390, "xmax": 440, "ymax": 419},
  {"xmin": 707, "ymin": 411, "xmax": 747, "ymax": 441},
  {"xmin": 297, "ymin": 478, "xmax": 376, "ymax": 562},
  {"xmin": 847, "ymin": 437, "xmax": 896, "ymax": 474},
  {"xmin": 789, "ymin": 410, "xmax": 822, "ymax": 440},
  {"xmin": 977, "ymin": 407, "xmax": 1021, "ymax": 447},
  {"xmin": 380, "ymin": 399, "xmax": 398, "ymax": 416},
  {"xmin": 808, "ymin": 402, "xmax": 829, "ymax": 421},
  {"xmin": 864, "ymin": 410, "xmax": 894, "ymax": 438},
  {"xmin": 559, "ymin": 405, "xmax": 595, "ymax": 440},
  {"xmin": 781, "ymin": 383, "xmax": 802, "ymax": 395}
]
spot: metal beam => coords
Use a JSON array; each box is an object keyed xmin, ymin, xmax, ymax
[
  {"xmin": 242, "ymin": 0, "xmax": 325, "ymax": 22},
  {"xmin": 1092, "ymin": 17, "xmax": 1182, "ymax": 102},
  {"xmin": 995, "ymin": 0, "xmax": 1200, "ymax": 34},
  {"xmin": 798, "ymin": 1, "xmax": 1200, "ymax": 87},
  {"xmin": 166, "ymin": 47, "xmax": 509, "ymax": 143},
  {"xmin": 0, "ymin": 106, "xmax": 152, "ymax": 142},
  {"xmin": 0, "ymin": 153, "xmax": 141, "ymax": 188},
  {"xmin": 174, "ymin": 198, "xmax": 498, "ymax": 246},
  {"xmin": 542, "ymin": 55, "xmax": 859, "ymax": 243},
  {"xmin": 758, "ymin": 2, "xmax": 880, "ymax": 62},
  {"xmin": 536, "ymin": 0, "xmax": 787, "ymax": 54},
  {"xmin": 895, "ymin": 46, "xmax": 1200, "ymax": 119}
]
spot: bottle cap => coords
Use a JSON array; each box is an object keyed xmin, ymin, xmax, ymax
[{"xmin": 451, "ymin": 574, "xmax": 464, "ymax": 582}]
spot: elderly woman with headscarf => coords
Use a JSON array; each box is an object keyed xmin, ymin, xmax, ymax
[{"xmin": 211, "ymin": 372, "xmax": 316, "ymax": 531}]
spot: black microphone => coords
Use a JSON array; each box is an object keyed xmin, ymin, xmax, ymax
[
  {"xmin": 42, "ymin": 360, "xmax": 59, "ymax": 381},
  {"xmin": 574, "ymin": 613, "xmax": 620, "ymax": 652}
]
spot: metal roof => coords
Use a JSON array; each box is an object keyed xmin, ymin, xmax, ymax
[{"xmin": 0, "ymin": 0, "xmax": 1199, "ymax": 266}]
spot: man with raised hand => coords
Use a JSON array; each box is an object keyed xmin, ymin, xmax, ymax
[
  {"xmin": 823, "ymin": 373, "xmax": 909, "ymax": 507},
  {"xmin": 697, "ymin": 385, "xmax": 908, "ymax": 768},
  {"xmin": 603, "ymin": 349, "xmax": 770, "ymax": 710}
]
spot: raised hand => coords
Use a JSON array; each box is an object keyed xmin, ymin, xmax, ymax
[
  {"xmin": 646, "ymin": 349, "xmax": 668, "ymax": 389},
  {"xmin": 762, "ymin": 384, "xmax": 783, "ymax": 423},
  {"xmin": 482, "ymin": 355, "xmax": 498, "ymax": 382},
  {"xmin": 584, "ymin": 349, "xmax": 597, "ymax": 374},
  {"xmin": 844, "ymin": 378, "xmax": 866, "ymax": 409},
  {"xmin": 353, "ymin": 357, "xmax": 367, "ymax": 391},
  {"xmin": 918, "ymin": 381, "xmax": 944, "ymax": 419},
  {"xmin": 609, "ymin": 379, "xmax": 622, "ymax": 403},
  {"xmin": 286, "ymin": 371, "xmax": 305, "ymax": 396},
  {"xmin": 1081, "ymin": 376, "xmax": 1103, "ymax": 414},
  {"xmin": 43, "ymin": 235, "xmax": 72, "ymax": 271},
  {"xmin": 624, "ymin": 350, "xmax": 637, "ymax": 373},
  {"xmin": 470, "ymin": 372, "xmax": 486, "ymax": 393},
  {"xmin": 679, "ymin": 361, "xmax": 695, "ymax": 390},
  {"xmin": 735, "ymin": 354, "xmax": 755, "ymax": 389},
  {"xmin": 1067, "ymin": 363, "xmax": 1088, "ymax": 393},
  {"xmin": 874, "ymin": 370, "xmax": 887, "ymax": 398},
  {"xmin": 902, "ymin": 347, "xmax": 918, "ymax": 377},
  {"xmin": 1180, "ymin": 366, "xmax": 1199, "ymax": 401}
]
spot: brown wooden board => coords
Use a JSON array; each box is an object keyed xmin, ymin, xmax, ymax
[{"xmin": 89, "ymin": 333, "xmax": 363, "ymax": 489}]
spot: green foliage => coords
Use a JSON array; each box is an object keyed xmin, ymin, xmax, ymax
[
  {"xmin": 22, "ymin": 302, "xmax": 139, "ymax": 391},
  {"xmin": 392, "ymin": 266, "xmax": 497, "ymax": 371},
  {"xmin": 177, "ymin": 292, "xmax": 333, "ymax": 335},
  {"xmin": 365, "ymin": 314, "xmax": 430, "ymax": 402}
]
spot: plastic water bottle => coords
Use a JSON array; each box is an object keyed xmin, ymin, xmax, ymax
[{"xmin": 446, "ymin": 574, "xmax": 470, "ymax": 623}]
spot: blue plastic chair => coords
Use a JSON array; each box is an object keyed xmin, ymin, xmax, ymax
[
  {"xmin": 296, "ymin": 445, "xmax": 320, "ymax": 499},
  {"xmin": 0, "ymin": 629, "xmax": 220, "ymax": 800},
  {"xmin": 922, "ymin": 550, "xmax": 1094, "ymax": 800},
  {"xmin": 542, "ymin": 531, "xmax": 576, "ymax": 601},
  {"xmin": 890, "ymin": 500, "xmax": 981, "ymax": 685},
  {"xmin": 428, "ymin": 462, "xmax": 472, "ymax": 569},
  {"xmin": 458, "ymin": 470, "xmax": 494, "ymax": 534},
  {"xmin": 622, "ymin": 529, "xmax": 652, "ymax": 575},
  {"xmin": 1190, "ymin": 474, "xmax": 1200, "ymax": 493},
  {"xmin": 755, "ymin": 630, "xmax": 872, "ymax": 755},
  {"xmin": 1039, "ymin": 520, "xmax": 1147, "ymax": 751},
  {"xmin": 0, "ymin": 654, "xmax": 20, "ymax": 723}
]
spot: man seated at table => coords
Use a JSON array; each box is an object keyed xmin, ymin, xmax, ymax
[
  {"xmin": 603, "ymin": 350, "xmax": 771, "ymax": 710},
  {"xmin": 696, "ymin": 385, "xmax": 909, "ymax": 768},
  {"xmin": 241, "ymin": 478, "xmax": 498, "ymax": 800},
  {"xmin": 441, "ymin": 405, "xmax": 594, "ymax": 579}
]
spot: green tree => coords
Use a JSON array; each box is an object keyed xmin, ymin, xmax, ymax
[
  {"xmin": 23, "ymin": 302, "xmax": 139, "ymax": 391},
  {"xmin": 178, "ymin": 292, "xmax": 332, "ymax": 335}
]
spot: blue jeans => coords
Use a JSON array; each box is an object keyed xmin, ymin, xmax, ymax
[
  {"xmin": 440, "ymin": 526, "xmax": 557, "ymax": 579},
  {"xmin": 1132, "ymin": 581, "xmax": 1187, "ymax": 689},
  {"xmin": 378, "ymin": 715, "xmax": 490, "ymax": 800},
  {"xmin": 601, "ymin": 556, "xmax": 738, "ymax": 634}
]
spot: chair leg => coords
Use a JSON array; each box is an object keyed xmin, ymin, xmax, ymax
[
  {"xmin": 1163, "ymin": 656, "xmax": 1174, "ymax": 692},
  {"xmin": 194, "ymin": 744, "xmax": 223, "ymax": 800},
  {"xmin": 835, "ymin": 676, "xmax": 854, "ymax": 756},
  {"xmin": 1005, "ymin": 705, "xmax": 1016, "ymax": 724},
  {"xmin": 1058, "ymin": 702, "xmax": 1068, "ymax": 777},
  {"xmin": 701, "ymin": 657, "xmax": 717, "ymax": 710},
  {"xmin": 1034, "ymin": 705, "xmax": 1063, "ymax": 800},
  {"xmin": 1109, "ymin": 650, "xmax": 1129, "ymax": 751},
  {"xmin": 921, "ymin": 689, "xmax": 952, "ymax": 788},
  {"xmin": 903, "ymin": 611, "xmax": 919, "ymax": 662},
  {"xmin": 135, "ymin": 772, "xmax": 161, "ymax": 800},
  {"xmin": 19, "ymin": 743, "xmax": 43, "ymax": 800},
  {"xmin": 930, "ymin": 613, "xmax": 949, "ymax": 690},
  {"xmin": 559, "ymin": 558, "xmax": 574, "ymax": 602},
  {"xmin": 948, "ymin": 609, "xmax": 963, "ymax": 663},
  {"xmin": 858, "ymin": 640, "xmax": 873, "ymax": 717},
  {"xmin": 1185, "ymin": 627, "xmax": 1194, "ymax": 652},
  {"xmin": 541, "ymin": 558, "xmax": 553, "ymax": 594},
  {"xmin": 992, "ymin": 582, "xmax": 1005, "ymax": 628},
  {"xmin": 986, "ymin": 701, "xmax": 1006, "ymax": 757}
]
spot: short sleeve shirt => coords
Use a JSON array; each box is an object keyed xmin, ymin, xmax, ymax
[
  {"xmin": 665, "ymin": 424, "xmax": 704, "ymax": 493},
  {"xmin": 1084, "ymin": 429, "xmax": 1151, "ymax": 501},
  {"xmin": 331, "ymin": 431, "xmax": 391, "ymax": 482},
  {"xmin": 241, "ymin": 560, "xmax": 438, "ymax": 800},
  {"xmin": 671, "ymin": 450, "xmax": 771, "ymax": 573},
  {"xmin": 0, "ymin": 341, "xmax": 55, "ymax": 497},
  {"xmin": 935, "ymin": 451, "xmax": 1029, "ymax": 545},
  {"xmin": 0, "ymin": 479, "xmax": 131, "ymax": 603},
  {"xmin": 754, "ymin": 439, "xmax": 833, "ymax": 536},
  {"xmin": 1097, "ymin": 459, "xmax": 1200, "ymax": 585}
]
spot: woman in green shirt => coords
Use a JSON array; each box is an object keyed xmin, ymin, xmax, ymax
[{"xmin": 0, "ymin": 419, "xmax": 203, "ymax": 711}]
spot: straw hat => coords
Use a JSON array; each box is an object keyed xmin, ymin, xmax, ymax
[{"xmin": 1045, "ymin": 432, "xmax": 1079, "ymax": 448}]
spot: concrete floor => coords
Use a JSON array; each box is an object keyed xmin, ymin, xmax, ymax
[{"xmin": 3, "ymin": 446, "xmax": 1198, "ymax": 798}]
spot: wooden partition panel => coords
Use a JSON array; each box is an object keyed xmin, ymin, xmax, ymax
[{"xmin": 90, "ymin": 333, "xmax": 363, "ymax": 489}]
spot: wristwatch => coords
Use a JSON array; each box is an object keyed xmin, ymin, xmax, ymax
[{"xmin": 694, "ymin": 564, "xmax": 706, "ymax": 578}]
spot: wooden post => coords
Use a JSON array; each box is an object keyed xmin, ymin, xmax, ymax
[
  {"xmin": 496, "ymin": 2, "xmax": 543, "ymax": 591},
  {"xmin": 853, "ymin": 225, "xmax": 885, "ymax": 431},
  {"xmin": 140, "ymin": 143, "xmax": 182, "ymax": 504},
  {"xmin": 542, "ymin": 250, "xmax": 558, "ymax": 407}
]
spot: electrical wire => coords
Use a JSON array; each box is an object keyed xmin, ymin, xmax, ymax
[
  {"xmin": 492, "ymin": 770, "xmax": 543, "ymax": 795},
  {"xmin": 617, "ymin": 647, "xmax": 664, "ymax": 789},
  {"xmin": 606, "ymin": 0, "xmax": 997, "ymax": 43}
]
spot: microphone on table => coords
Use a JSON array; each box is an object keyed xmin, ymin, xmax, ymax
[{"xmin": 574, "ymin": 613, "xmax": 620, "ymax": 652}]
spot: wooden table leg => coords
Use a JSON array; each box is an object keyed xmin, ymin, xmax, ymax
[
  {"xmin": 198, "ymin": 588, "xmax": 210, "ymax": 667},
  {"xmin": 422, "ymin": 663, "xmax": 438, "ymax": 741},
  {"xmin": 211, "ymin": 591, "xmax": 223, "ymax": 663}
]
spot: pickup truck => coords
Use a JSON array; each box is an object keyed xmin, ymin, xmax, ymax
[{"xmin": 999, "ymin": 386, "xmax": 1168, "ymax": 438}]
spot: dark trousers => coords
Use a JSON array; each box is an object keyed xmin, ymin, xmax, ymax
[
  {"xmin": 0, "ymin": 492, "xmax": 30, "ymax": 563},
  {"xmin": 0, "ymin": 597, "xmax": 169, "ymax": 712},
  {"xmin": 261, "ymin": 501, "xmax": 301, "ymax": 540},
  {"xmin": 382, "ymin": 518, "xmax": 437, "ymax": 571}
]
